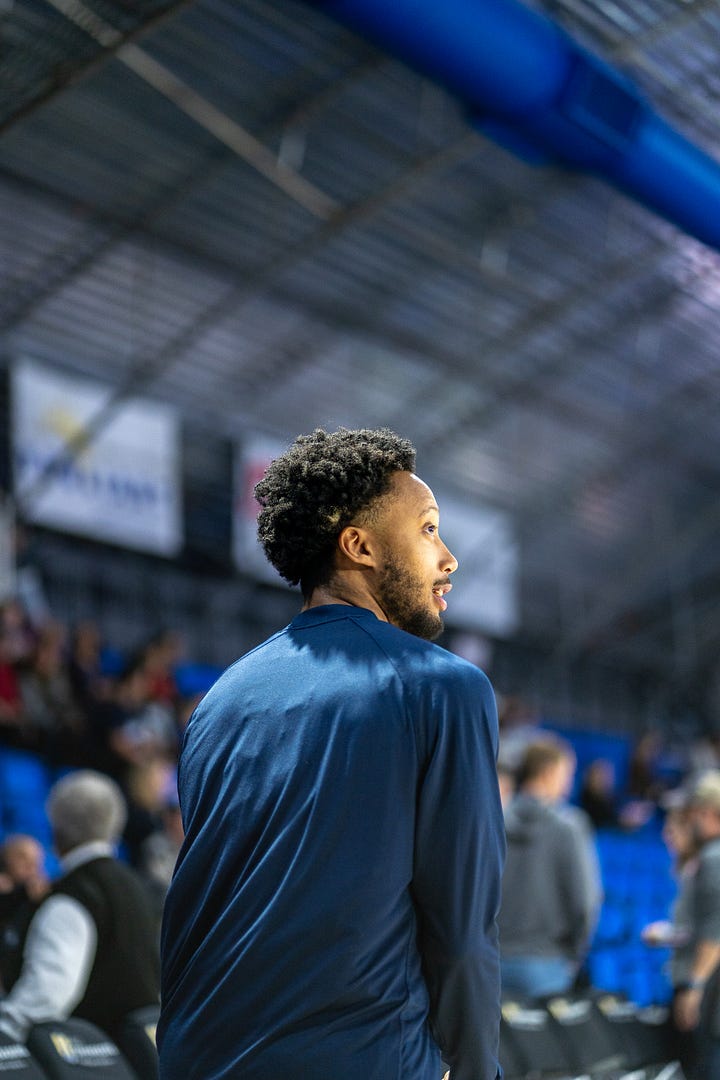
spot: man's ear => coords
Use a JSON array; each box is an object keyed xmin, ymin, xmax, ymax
[{"xmin": 336, "ymin": 525, "xmax": 377, "ymax": 568}]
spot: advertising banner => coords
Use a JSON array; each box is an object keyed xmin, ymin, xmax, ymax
[
  {"xmin": 436, "ymin": 495, "xmax": 518, "ymax": 637},
  {"xmin": 12, "ymin": 359, "xmax": 182, "ymax": 556},
  {"xmin": 233, "ymin": 434, "xmax": 290, "ymax": 585}
]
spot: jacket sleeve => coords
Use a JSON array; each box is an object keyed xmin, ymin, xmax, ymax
[{"xmin": 411, "ymin": 665, "xmax": 505, "ymax": 1080}]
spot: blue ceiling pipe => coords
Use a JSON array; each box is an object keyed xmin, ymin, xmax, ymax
[{"xmin": 308, "ymin": 0, "xmax": 720, "ymax": 252}]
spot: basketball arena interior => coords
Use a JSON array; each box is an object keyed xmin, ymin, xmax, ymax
[{"xmin": 3, "ymin": 1, "xmax": 720, "ymax": 1076}]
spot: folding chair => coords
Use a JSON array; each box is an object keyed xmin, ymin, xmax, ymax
[
  {"xmin": 500, "ymin": 998, "xmax": 579, "ymax": 1079},
  {"xmin": 544, "ymin": 993, "xmax": 627, "ymax": 1077},
  {"xmin": 593, "ymin": 994, "xmax": 676, "ymax": 1074},
  {"xmin": 499, "ymin": 1013, "xmax": 530, "ymax": 1079},
  {"xmin": 114, "ymin": 1006, "xmax": 159, "ymax": 1080},
  {"xmin": 27, "ymin": 1019, "xmax": 136, "ymax": 1079},
  {"xmin": 0, "ymin": 1032, "xmax": 48, "ymax": 1078}
]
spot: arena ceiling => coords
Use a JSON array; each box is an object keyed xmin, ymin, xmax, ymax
[{"xmin": 3, "ymin": 0, "xmax": 720, "ymax": 690}]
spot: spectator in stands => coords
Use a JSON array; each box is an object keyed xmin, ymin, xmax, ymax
[
  {"xmin": 497, "ymin": 693, "xmax": 541, "ymax": 775},
  {"xmin": 579, "ymin": 758, "xmax": 620, "ymax": 829},
  {"xmin": 0, "ymin": 835, "xmax": 49, "ymax": 902},
  {"xmin": 0, "ymin": 599, "xmax": 36, "ymax": 669},
  {"xmin": 667, "ymin": 771, "xmax": 720, "ymax": 1079},
  {"xmin": 94, "ymin": 659, "xmax": 178, "ymax": 779},
  {"xmin": 663, "ymin": 792, "xmax": 702, "ymax": 876},
  {"xmin": 15, "ymin": 620, "xmax": 88, "ymax": 764},
  {"xmin": 67, "ymin": 619, "xmax": 113, "ymax": 714},
  {"xmin": 138, "ymin": 629, "xmax": 184, "ymax": 706},
  {"xmin": 0, "ymin": 607, "xmax": 24, "ymax": 736},
  {"xmin": 684, "ymin": 732, "xmax": 720, "ymax": 778},
  {"xmin": 499, "ymin": 734, "xmax": 601, "ymax": 998},
  {"xmin": 627, "ymin": 730, "xmax": 666, "ymax": 803},
  {"xmin": 175, "ymin": 689, "xmax": 204, "ymax": 736},
  {"xmin": 122, "ymin": 757, "xmax": 176, "ymax": 869},
  {"xmin": 497, "ymin": 760, "xmax": 516, "ymax": 810},
  {"xmin": 0, "ymin": 833, "xmax": 47, "ymax": 894},
  {"xmin": 0, "ymin": 835, "xmax": 50, "ymax": 993},
  {"xmin": 139, "ymin": 791, "xmax": 183, "ymax": 918},
  {"xmin": 0, "ymin": 770, "xmax": 160, "ymax": 1045}
]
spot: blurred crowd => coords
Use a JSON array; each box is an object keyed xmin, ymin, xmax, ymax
[
  {"xmin": 0, "ymin": 596, "xmax": 195, "ymax": 913},
  {"xmin": 497, "ymin": 695, "xmax": 720, "ymax": 1079},
  {"xmin": 4, "ymin": 588, "xmax": 720, "ymax": 1073},
  {"xmin": 4, "ymin": 591, "xmax": 720, "ymax": 928},
  {"xmin": 497, "ymin": 693, "xmax": 720, "ymax": 832}
]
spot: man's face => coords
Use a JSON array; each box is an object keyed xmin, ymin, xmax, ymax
[
  {"xmin": 4, "ymin": 838, "xmax": 43, "ymax": 883},
  {"xmin": 370, "ymin": 472, "xmax": 457, "ymax": 641},
  {"xmin": 692, "ymin": 802, "xmax": 720, "ymax": 843},
  {"xmin": 552, "ymin": 755, "xmax": 576, "ymax": 802}
]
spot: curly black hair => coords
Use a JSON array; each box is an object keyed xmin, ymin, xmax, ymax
[{"xmin": 255, "ymin": 427, "xmax": 416, "ymax": 597}]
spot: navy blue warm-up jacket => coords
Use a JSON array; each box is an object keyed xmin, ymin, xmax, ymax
[{"xmin": 158, "ymin": 604, "xmax": 505, "ymax": 1079}]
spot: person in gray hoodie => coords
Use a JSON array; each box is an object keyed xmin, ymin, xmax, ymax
[{"xmin": 498, "ymin": 735, "xmax": 601, "ymax": 999}]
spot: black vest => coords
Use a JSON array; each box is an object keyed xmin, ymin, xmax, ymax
[
  {"xmin": 0, "ymin": 888, "xmax": 41, "ymax": 992},
  {"xmin": 53, "ymin": 857, "xmax": 160, "ymax": 1038}
]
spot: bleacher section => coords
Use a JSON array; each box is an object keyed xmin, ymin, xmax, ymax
[
  {"xmin": 588, "ymin": 829, "xmax": 676, "ymax": 1007},
  {"xmin": 544, "ymin": 723, "xmax": 679, "ymax": 1007}
]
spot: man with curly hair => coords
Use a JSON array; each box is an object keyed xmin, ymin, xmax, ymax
[{"xmin": 159, "ymin": 428, "xmax": 505, "ymax": 1080}]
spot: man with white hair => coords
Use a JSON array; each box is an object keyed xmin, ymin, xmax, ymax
[{"xmin": 0, "ymin": 769, "xmax": 159, "ymax": 1043}]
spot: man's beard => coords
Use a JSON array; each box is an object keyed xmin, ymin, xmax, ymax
[{"xmin": 377, "ymin": 553, "xmax": 444, "ymax": 641}]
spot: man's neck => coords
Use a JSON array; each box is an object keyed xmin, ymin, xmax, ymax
[{"xmin": 303, "ymin": 580, "xmax": 388, "ymax": 624}]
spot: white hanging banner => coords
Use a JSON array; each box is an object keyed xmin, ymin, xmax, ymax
[
  {"xmin": 233, "ymin": 435, "xmax": 289, "ymax": 585},
  {"xmin": 12, "ymin": 359, "xmax": 182, "ymax": 556},
  {"xmin": 437, "ymin": 496, "xmax": 519, "ymax": 637}
]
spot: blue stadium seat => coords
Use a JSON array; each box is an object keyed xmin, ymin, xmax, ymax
[
  {"xmin": 587, "ymin": 948, "xmax": 626, "ymax": 994},
  {"xmin": 592, "ymin": 902, "xmax": 630, "ymax": 947},
  {"xmin": 2, "ymin": 803, "xmax": 52, "ymax": 848},
  {"xmin": 587, "ymin": 825, "xmax": 677, "ymax": 1009},
  {"xmin": 173, "ymin": 662, "xmax": 222, "ymax": 699},
  {"xmin": 114, "ymin": 1005, "xmax": 159, "ymax": 1080},
  {"xmin": 0, "ymin": 748, "xmax": 50, "ymax": 806}
]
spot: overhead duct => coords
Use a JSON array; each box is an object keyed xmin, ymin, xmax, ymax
[{"xmin": 308, "ymin": 0, "xmax": 720, "ymax": 252}]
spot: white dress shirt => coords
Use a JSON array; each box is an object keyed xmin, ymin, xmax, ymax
[{"xmin": 0, "ymin": 841, "xmax": 115, "ymax": 1042}]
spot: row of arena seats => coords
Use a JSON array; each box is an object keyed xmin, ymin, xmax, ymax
[
  {"xmin": 0, "ymin": 1008, "xmax": 159, "ymax": 1079},
  {"xmin": 0, "ymin": 747, "xmax": 77, "ymax": 879},
  {"xmin": 587, "ymin": 829, "xmax": 677, "ymax": 1007},
  {"xmin": 499, "ymin": 990, "xmax": 683, "ymax": 1079},
  {"xmin": 1, "ymin": 995, "xmax": 675, "ymax": 1080}
]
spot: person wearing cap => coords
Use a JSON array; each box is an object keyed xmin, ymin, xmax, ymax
[{"xmin": 670, "ymin": 770, "xmax": 720, "ymax": 1079}]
